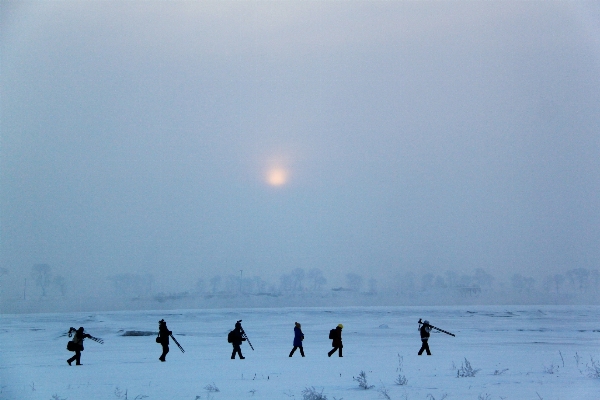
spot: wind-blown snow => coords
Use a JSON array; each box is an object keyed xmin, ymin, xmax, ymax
[{"xmin": 1, "ymin": 306, "xmax": 599, "ymax": 399}]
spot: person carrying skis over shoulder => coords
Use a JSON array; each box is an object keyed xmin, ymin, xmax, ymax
[
  {"xmin": 228, "ymin": 320, "xmax": 246, "ymax": 359},
  {"xmin": 157, "ymin": 319, "xmax": 172, "ymax": 362},
  {"xmin": 418, "ymin": 319, "xmax": 432, "ymax": 355},
  {"xmin": 289, "ymin": 322, "xmax": 305, "ymax": 357},
  {"xmin": 327, "ymin": 324, "xmax": 343, "ymax": 357},
  {"xmin": 67, "ymin": 327, "xmax": 92, "ymax": 365}
]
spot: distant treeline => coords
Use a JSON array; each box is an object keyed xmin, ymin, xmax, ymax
[{"xmin": 2, "ymin": 265, "xmax": 599, "ymax": 313}]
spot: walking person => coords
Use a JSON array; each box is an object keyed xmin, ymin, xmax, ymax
[
  {"xmin": 66, "ymin": 327, "xmax": 92, "ymax": 366},
  {"xmin": 418, "ymin": 319, "xmax": 432, "ymax": 355},
  {"xmin": 228, "ymin": 320, "xmax": 246, "ymax": 359},
  {"xmin": 327, "ymin": 324, "xmax": 343, "ymax": 357},
  {"xmin": 289, "ymin": 322, "xmax": 305, "ymax": 357},
  {"xmin": 157, "ymin": 319, "xmax": 172, "ymax": 362}
]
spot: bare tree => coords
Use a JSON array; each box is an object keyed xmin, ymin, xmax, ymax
[
  {"xmin": 194, "ymin": 278, "xmax": 206, "ymax": 295},
  {"xmin": 367, "ymin": 278, "xmax": 377, "ymax": 294},
  {"xmin": 346, "ymin": 273, "xmax": 363, "ymax": 292},
  {"xmin": 307, "ymin": 268, "xmax": 327, "ymax": 291},
  {"xmin": 108, "ymin": 273, "xmax": 154, "ymax": 298},
  {"xmin": 420, "ymin": 273, "xmax": 434, "ymax": 292},
  {"xmin": 566, "ymin": 268, "xmax": 590, "ymax": 292},
  {"xmin": 208, "ymin": 275, "xmax": 222, "ymax": 293},
  {"xmin": 291, "ymin": 268, "xmax": 305, "ymax": 291},
  {"xmin": 511, "ymin": 273, "xmax": 535, "ymax": 294},
  {"xmin": 473, "ymin": 268, "xmax": 495, "ymax": 288},
  {"xmin": 53, "ymin": 275, "xmax": 67, "ymax": 296},
  {"xmin": 31, "ymin": 264, "xmax": 52, "ymax": 297}
]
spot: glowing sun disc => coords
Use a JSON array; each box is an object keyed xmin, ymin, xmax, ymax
[{"xmin": 267, "ymin": 168, "xmax": 288, "ymax": 186}]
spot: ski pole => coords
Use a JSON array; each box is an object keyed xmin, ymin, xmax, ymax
[
  {"xmin": 170, "ymin": 334, "xmax": 185, "ymax": 353},
  {"xmin": 418, "ymin": 319, "xmax": 455, "ymax": 337}
]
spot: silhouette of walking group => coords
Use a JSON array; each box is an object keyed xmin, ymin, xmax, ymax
[{"xmin": 66, "ymin": 318, "xmax": 452, "ymax": 364}]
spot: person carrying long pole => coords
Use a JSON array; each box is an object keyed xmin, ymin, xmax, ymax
[{"xmin": 418, "ymin": 319, "xmax": 454, "ymax": 355}]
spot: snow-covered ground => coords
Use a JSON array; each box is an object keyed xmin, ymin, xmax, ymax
[{"xmin": 1, "ymin": 305, "xmax": 599, "ymax": 399}]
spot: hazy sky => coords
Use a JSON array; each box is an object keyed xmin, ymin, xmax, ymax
[{"xmin": 2, "ymin": 1, "xmax": 600, "ymax": 294}]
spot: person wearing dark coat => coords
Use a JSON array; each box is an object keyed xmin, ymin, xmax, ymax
[
  {"xmin": 289, "ymin": 322, "xmax": 305, "ymax": 357},
  {"xmin": 230, "ymin": 321, "xmax": 246, "ymax": 359},
  {"xmin": 158, "ymin": 319, "xmax": 172, "ymax": 362},
  {"xmin": 327, "ymin": 324, "xmax": 343, "ymax": 357},
  {"xmin": 67, "ymin": 327, "xmax": 92, "ymax": 365},
  {"xmin": 418, "ymin": 320, "xmax": 432, "ymax": 355}
]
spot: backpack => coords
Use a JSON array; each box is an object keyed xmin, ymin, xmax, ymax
[
  {"xmin": 329, "ymin": 329, "xmax": 335, "ymax": 340},
  {"xmin": 227, "ymin": 330, "xmax": 235, "ymax": 343}
]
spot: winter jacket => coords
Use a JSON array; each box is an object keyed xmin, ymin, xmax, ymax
[
  {"xmin": 331, "ymin": 327, "xmax": 343, "ymax": 347},
  {"xmin": 159, "ymin": 325, "xmax": 172, "ymax": 345},
  {"xmin": 230, "ymin": 327, "xmax": 246, "ymax": 346},
  {"xmin": 420, "ymin": 325, "xmax": 431, "ymax": 340},
  {"xmin": 71, "ymin": 331, "xmax": 91, "ymax": 350},
  {"xmin": 293, "ymin": 326, "xmax": 304, "ymax": 347}
]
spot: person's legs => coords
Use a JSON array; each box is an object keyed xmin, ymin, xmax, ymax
[
  {"xmin": 299, "ymin": 346, "xmax": 305, "ymax": 357},
  {"xmin": 232, "ymin": 344, "xmax": 244, "ymax": 359},
  {"xmin": 328, "ymin": 347, "xmax": 338, "ymax": 357},
  {"xmin": 160, "ymin": 344, "xmax": 169, "ymax": 361},
  {"xmin": 75, "ymin": 350, "xmax": 82, "ymax": 365},
  {"xmin": 418, "ymin": 339, "xmax": 429, "ymax": 355},
  {"xmin": 289, "ymin": 346, "xmax": 297, "ymax": 357}
]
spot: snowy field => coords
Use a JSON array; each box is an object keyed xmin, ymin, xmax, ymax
[{"xmin": 1, "ymin": 305, "xmax": 599, "ymax": 400}]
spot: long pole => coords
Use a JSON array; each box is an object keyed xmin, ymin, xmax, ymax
[{"xmin": 418, "ymin": 319, "xmax": 455, "ymax": 337}]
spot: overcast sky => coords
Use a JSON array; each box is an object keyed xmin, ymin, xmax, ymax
[{"xmin": 2, "ymin": 1, "xmax": 600, "ymax": 295}]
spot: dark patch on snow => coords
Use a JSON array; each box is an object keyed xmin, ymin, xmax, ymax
[
  {"xmin": 121, "ymin": 331, "xmax": 156, "ymax": 336},
  {"xmin": 378, "ymin": 324, "xmax": 389, "ymax": 329}
]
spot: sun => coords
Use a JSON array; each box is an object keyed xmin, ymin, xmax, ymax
[{"xmin": 266, "ymin": 167, "xmax": 288, "ymax": 186}]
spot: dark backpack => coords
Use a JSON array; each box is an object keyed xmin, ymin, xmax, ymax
[
  {"xmin": 329, "ymin": 329, "xmax": 335, "ymax": 340},
  {"xmin": 227, "ymin": 330, "xmax": 235, "ymax": 343}
]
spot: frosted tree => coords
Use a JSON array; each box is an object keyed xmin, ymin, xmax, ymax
[
  {"xmin": 108, "ymin": 273, "xmax": 154, "ymax": 298},
  {"xmin": 473, "ymin": 268, "xmax": 495, "ymax": 289},
  {"xmin": 194, "ymin": 278, "xmax": 206, "ymax": 295},
  {"xmin": 209, "ymin": 275, "xmax": 222, "ymax": 293},
  {"xmin": 566, "ymin": 268, "xmax": 590, "ymax": 292},
  {"xmin": 367, "ymin": 278, "xmax": 377, "ymax": 294},
  {"xmin": 53, "ymin": 275, "xmax": 67, "ymax": 296},
  {"xmin": 346, "ymin": 273, "xmax": 363, "ymax": 292},
  {"xmin": 31, "ymin": 264, "xmax": 52, "ymax": 297},
  {"xmin": 307, "ymin": 268, "xmax": 327, "ymax": 291},
  {"xmin": 511, "ymin": 273, "xmax": 535, "ymax": 293}
]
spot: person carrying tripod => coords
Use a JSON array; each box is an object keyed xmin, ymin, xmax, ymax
[
  {"xmin": 67, "ymin": 326, "xmax": 100, "ymax": 365},
  {"xmin": 228, "ymin": 320, "xmax": 247, "ymax": 359},
  {"xmin": 157, "ymin": 319, "xmax": 172, "ymax": 362},
  {"xmin": 418, "ymin": 320, "xmax": 432, "ymax": 355}
]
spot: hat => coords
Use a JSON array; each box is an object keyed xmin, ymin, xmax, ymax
[
  {"xmin": 337, "ymin": 324, "xmax": 344, "ymax": 329},
  {"xmin": 77, "ymin": 327, "xmax": 84, "ymax": 332},
  {"xmin": 295, "ymin": 322, "xmax": 301, "ymax": 328},
  {"xmin": 423, "ymin": 320, "xmax": 429, "ymax": 325}
]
